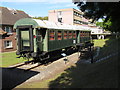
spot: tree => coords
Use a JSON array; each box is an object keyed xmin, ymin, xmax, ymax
[
  {"xmin": 33, "ymin": 16, "xmax": 48, "ymax": 20},
  {"xmin": 96, "ymin": 19, "xmax": 112, "ymax": 31},
  {"xmin": 74, "ymin": 2, "xmax": 120, "ymax": 32}
]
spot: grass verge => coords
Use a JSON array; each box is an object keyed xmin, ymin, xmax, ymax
[
  {"xmin": 1, "ymin": 51, "xmax": 26, "ymax": 67},
  {"xmin": 93, "ymin": 37, "xmax": 119, "ymax": 61}
]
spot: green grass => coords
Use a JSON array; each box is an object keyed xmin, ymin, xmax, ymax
[
  {"xmin": 94, "ymin": 37, "xmax": 119, "ymax": 60},
  {"xmin": 1, "ymin": 51, "xmax": 27, "ymax": 67},
  {"xmin": 93, "ymin": 38, "xmax": 109, "ymax": 47}
]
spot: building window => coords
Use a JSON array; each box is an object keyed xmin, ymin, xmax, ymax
[
  {"xmin": 5, "ymin": 26, "xmax": 12, "ymax": 33},
  {"xmin": 57, "ymin": 11, "xmax": 62, "ymax": 23},
  {"xmin": 49, "ymin": 30, "xmax": 55, "ymax": 41},
  {"xmin": 58, "ymin": 11, "xmax": 62, "ymax": 16},
  {"xmin": 64, "ymin": 31, "xmax": 68, "ymax": 39},
  {"xmin": 73, "ymin": 31, "xmax": 76, "ymax": 38},
  {"xmin": 74, "ymin": 11, "xmax": 83, "ymax": 17},
  {"xmin": 5, "ymin": 26, "xmax": 12, "ymax": 35},
  {"xmin": 58, "ymin": 18, "xmax": 62, "ymax": 23},
  {"xmin": 4, "ymin": 41, "xmax": 12, "ymax": 48},
  {"xmin": 58, "ymin": 31, "xmax": 62, "ymax": 40},
  {"xmin": 69, "ymin": 31, "xmax": 72, "ymax": 39}
]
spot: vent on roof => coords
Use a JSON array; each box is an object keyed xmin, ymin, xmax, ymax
[{"xmin": 7, "ymin": 7, "xmax": 17, "ymax": 15}]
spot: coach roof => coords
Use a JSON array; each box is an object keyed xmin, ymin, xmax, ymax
[{"xmin": 14, "ymin": 18, "xmax": 91, "ymax": 31}]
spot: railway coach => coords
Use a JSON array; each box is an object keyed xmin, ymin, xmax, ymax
[{"xmin": 14, "ymin": 18, "xmax": 91, "ymax": 62}]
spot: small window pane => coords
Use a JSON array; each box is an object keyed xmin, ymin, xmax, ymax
[
  {"xmin": 58, "ymin": 31, "xmax": 62, "ymax": 40},
  {"xmin": 4, "ymin": 41, "xmax": 12, "ymax": 48},
  {"xmin": 64, "ymin": 31, "xmax": 67, "ymax": 39},
  {"xmin": 80, "ymin": 31, "xmax": 83, "ymax": 37},
  {"xmin": 5, "ymin": 26, "xmax": 12, "ymax": 33},
  {"xmin": 83, "ymin": 32, "xmax": 85, "ymax": 37},
  {"xmin": 49, "ymin": 30, "xmax": 55, "ymax": 41},
  {"xmin": 73, "ymin": 31, "xmax": 76, "ymax": 38},
  {"xmin": 69, "ymin": 31, "xmax": 72, "ymax": 39}
]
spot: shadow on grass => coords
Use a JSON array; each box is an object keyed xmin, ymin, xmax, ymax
[
  {"xmin": 1, "ymin": 47, "xmax": 78, "ymax": 89},
  {"xmin": 2, "ymin": 67, "xmax": 39, "ymax": 89},
  {"xmin": 48, "ymin": 37, "xmax": 119, "ymax": 88}
]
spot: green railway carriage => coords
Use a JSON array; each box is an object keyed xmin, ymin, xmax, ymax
[{"xmin": 14, "ymin": 18, "xmax": 91, "ymax": 61}]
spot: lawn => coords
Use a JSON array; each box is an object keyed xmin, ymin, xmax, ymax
[
  {"xmin": 93, "ymin": 37, "xmax": 119, "ymax": 60},
  {"xmin": 93, "ymin": 38, "xmax": 109, "ymax": 47},
  {"xmin": 1, "ymin": 51, "xmax": 27, "ymax": 67},
  {"xmin": 15, "ymin": 37, "xmax": 119, "ymax": 88}
]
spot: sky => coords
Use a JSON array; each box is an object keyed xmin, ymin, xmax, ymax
[{"xmin": 0, "ymin": 0, "xmax": 78, "ymax": 17}]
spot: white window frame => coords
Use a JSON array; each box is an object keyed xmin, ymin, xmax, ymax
[
  {"xmin": 4, "ymin": 40, "xmax": 13, "ymax": 48},
  {"xmin": 5, "ymin": 26, "xmax": 12, "ymax": 35}
]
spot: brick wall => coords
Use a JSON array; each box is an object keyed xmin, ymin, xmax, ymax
[
  {"xmin": 1, "ymin": 25, "xmax": 17, "ymax": 52},
  {"xmin": 1, "ymin": 32, "xmax": 17, "ymax": 52}
]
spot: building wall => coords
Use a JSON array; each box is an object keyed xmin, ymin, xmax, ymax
[
  {"xmin": 1, "ymin": 25, "xmax": 17, "ymax": 52},
  {"xmin": 49, "ymin": 8, "xmax": 73, "ymax": 25},
  {"xmin": 48, "ymin": 8, "xmax": 89, "ymax": 26},
  {"xmin": 61, "ymin": 9, "xmax": 73, "ymax": 25},
  {"xmin": 1, "ymin": 32, "xmax": 17, "ymax": 52},
  {"xmin": 48, "ymin": 10, "xmax": 58, "ymax": 23}
]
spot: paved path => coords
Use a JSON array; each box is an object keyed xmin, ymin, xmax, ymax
[{"xmin": 12, "ymin": 52, "xmax": 80, "ymax": 88}]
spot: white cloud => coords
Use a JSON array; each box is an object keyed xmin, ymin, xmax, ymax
[
  {"xmin": 98, "ymin": 18, "xmax": 103, "ymax": 22},
  {"xmin": 0, "ymin": 0, "xmax": 72, "ymax": 4},
  {"xmin": 65, "ymin": 3, "xmax": 77, "ymax": 7}
]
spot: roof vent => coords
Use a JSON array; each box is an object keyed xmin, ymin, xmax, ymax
[{"xmin": 7, "ymin": 7, "xmax": 17, "ymax": 15}]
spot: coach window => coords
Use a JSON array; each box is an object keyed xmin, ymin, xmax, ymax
[
  {"xmin": 69, "ymin": 31, "xmax": 72, "ymax": 39},
  {"xmin": 87, "ymin": 32, "xmax": 89, "ymax": 37},
  {"xmin": 73, "ymin": 31, "xmax": 76, "ymax": 38},
  {"xmin": 49, "ymin": 30, "xmax": 55, "ymax": 41},
  {"xmin": 80, "ymin": 31, "xmax": 83, "ymax": 37},
  {"xmin": 89, "ymin": 32, "xmax": 91, "ymax": 37},
  {"xmin": 58, "ymin": 31, "xmax": 62, "ymax": 40},
  {"xmin": 85, "ymin": 32, "xmax": 87, "ymax": 37},
  {"xmin": 84, "ymin": 32, "xmax": 86, "ymax": 37},
  {"xmin": 64, "ymin": 31, "xmax": 67, "ymax": 39},
  {"xmin": 82, "ymin": 31, "xmax": 84, "ymax": 37},
  {"xmin": 86, "ymin": 32, "xmax": 88, "ymax": 37}
]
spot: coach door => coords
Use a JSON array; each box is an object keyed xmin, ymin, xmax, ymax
[
  {"xmin": 17, "ymin": 25, "xmax": 34, "ymax": 53},
  {"xmin": 36, "ymin": 29, "xmax": 43, "ymax": 52}
]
